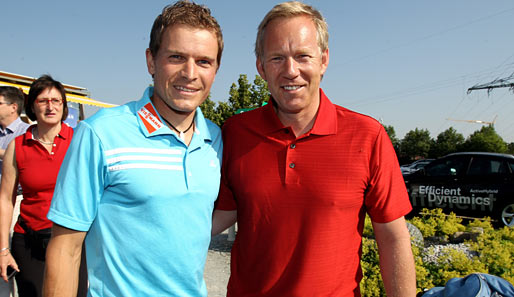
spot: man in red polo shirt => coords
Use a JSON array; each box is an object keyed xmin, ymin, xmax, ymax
[{"xmin": 213, "ymin": 1, "xmax": 416, "ymax": 297}]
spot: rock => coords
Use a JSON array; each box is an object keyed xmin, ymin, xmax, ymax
[
  {"xmin": 450, "ymin": 232, "xmax": 478, "ymax": 243},
  {"xmin": 406, "ymin": 222, "xmax": 424, "ymax": 248}
]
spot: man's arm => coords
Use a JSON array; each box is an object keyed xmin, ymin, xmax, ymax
[
  {"xmin": 372, "ymin": 216, "xmax": 416, "ymax": 297},
  {"xmin": 212, "ymin": 210, "xmax": 237, "ymax": 236},
  {"xmin": 43, "ymin": 225, "xmax": 86, "ymax": 297}
]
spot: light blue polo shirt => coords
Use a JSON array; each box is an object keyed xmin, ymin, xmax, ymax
[{"xmin": 48, "ymin": 87, "xmax": 222, "ymax": 297}]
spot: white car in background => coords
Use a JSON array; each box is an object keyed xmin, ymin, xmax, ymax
[{"xmin": 401, "ymin": 159, "xmax": 434, "ymax": 175}]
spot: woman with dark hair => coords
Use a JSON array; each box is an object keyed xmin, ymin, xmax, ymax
[{"xmin": 0, "ymin": 75, "xmax": 86, "ymax": 297}]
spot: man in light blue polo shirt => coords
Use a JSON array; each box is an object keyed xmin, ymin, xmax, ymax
[
  {"xmin": 43, "ymin": 2, "xmax": 223, "ymax": 296},
  {"xmin": 0, "ymin": 87, "xmax": 29, "ymax": 178}
]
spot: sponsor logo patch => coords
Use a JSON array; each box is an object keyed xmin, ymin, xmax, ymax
[{"xmin": 138, "ymin": 103, "xmax": 163, "ymax": 134}]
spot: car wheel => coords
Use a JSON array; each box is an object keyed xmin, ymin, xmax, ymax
[{"xmin": 500, "ymin": 203, "xmax": 514, "ymax": 228}]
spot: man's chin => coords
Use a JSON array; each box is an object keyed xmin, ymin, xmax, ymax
[
  {"xmin": 168, "ymin": 103, "xmax": 198, "ymax": 115},
  {"xmin": 157, "ymin": 96, "xmax": 199, "ymax": 115}
]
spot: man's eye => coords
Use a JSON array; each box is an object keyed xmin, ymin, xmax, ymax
[{"xmin": 297, "ymin": 55, "xmax": 311, "ymax": 61}]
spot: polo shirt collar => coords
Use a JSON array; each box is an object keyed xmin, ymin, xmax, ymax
[
  {"xmin": 25, "ymin": 122, "xmax": 72, "ymax": 143},
  {"xmin": 56, "ymin": 123, "xmax": 72, "ymax": 140},
  {"xmin": 135, "ymin": 87, "xmax": 213, "ymax": 142},
  {"xmin": 310, "ymin": 88, "xmax": 338, "ymax": 136},
  {"xmin": 262, "ymin": 88, "xmax": 337, "ymax": 136}
]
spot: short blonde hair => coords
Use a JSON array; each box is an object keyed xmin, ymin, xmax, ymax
[{"xmin": 255, "ymin": 1, "xmax": 328, "ymax": 60}]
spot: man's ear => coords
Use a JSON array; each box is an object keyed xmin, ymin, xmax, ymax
[
  {"xmin": 11, "ymin": 102, "xmax": 18, "ymax": 114},
  {"xmin": 146, "ymin": 48, "xmax": 155, "ymax": 77},
  {"xmin": 320, "ymin": 48, "xmax": 329, "ymax": 77},
  {"xmin": 256, "ymin": 58, "xmax": 267, "ymax": 81}
]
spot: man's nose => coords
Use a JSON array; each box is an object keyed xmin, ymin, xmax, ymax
[
  {"xmin": 181, "ymin": 60, "xmax": 197, "ymax": 80},
  {"xmin": 283, "ymin": 57, "xmax": 300, "ymax": 78}
]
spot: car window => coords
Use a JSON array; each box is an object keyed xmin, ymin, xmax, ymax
[
  {"xmin": 425, "ymin": 157, "xmax": 468, "ymax": 177},
  {"xmin": 468, "ymin": 157, "xmax": 506, "ymax": 176},
  {"xmin": 509, "ymin": 161, "xmax": 514, "ymax": 173}
]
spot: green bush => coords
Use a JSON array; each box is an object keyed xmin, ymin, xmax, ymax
[
  {"xmin": 360, "ymin": 237, "xmax": 385, "ymax": 296},
  {"xmin": 360, "ymin": 212, "xmax": 514, "ymax": 296},
  {"xmin": 421, "ymin": 248, "xmax": 487, "ymax": 287},
  {"xmin": 409, "ymin": 208, "xmax": 465, "ymax": 238},
  {"xmin": 468, "ymin": 225, "xmax": 514, "ymax": 283}
]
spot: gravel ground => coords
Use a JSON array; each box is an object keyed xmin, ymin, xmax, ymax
[
  {"xmin": 204, "ymin": 233, "xmax": 233, "ymax": 297},
  {"xmin": 422, "ymin": 243, "xmax": 477, "ymax": 264}
]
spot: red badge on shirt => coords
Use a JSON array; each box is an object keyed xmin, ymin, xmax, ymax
[{"xmin": 137, "ymin": 103, "xmax": 163, "ymax": 134}]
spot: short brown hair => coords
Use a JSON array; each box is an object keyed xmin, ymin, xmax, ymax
[
  {"xmin": 26, "ymin": 75, "xmax": 68, "ymax": 122},
  {"xmin": 0, "ymin": 86, "xmax": 25, "ymax": 116},
  {"xmin": 149, "ymin": 0, "xmax": 223, "ymax": 68},
  {"xmin": 255, "ymin": 1, "xmax": 328, "ymax": 61}
]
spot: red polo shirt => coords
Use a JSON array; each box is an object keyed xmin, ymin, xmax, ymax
[
  {"xmin": 14, "ymin": 123, "xmax": 73, "ymax": 233},
  {"xmin": 217, "ymin": 89, "xmax": 411, "ymax": 296}
]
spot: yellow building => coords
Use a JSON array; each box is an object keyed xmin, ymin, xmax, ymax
[{"xmin": 0, "ymin": 70, "xmax": 116, "ymax": 127}]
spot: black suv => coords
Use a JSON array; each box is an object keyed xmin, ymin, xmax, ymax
[{"xmin": 404, "ymin": 152, "xmax": 514, "ymax": 228}]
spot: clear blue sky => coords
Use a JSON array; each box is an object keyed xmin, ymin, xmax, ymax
[{"xmin": 2, "ymin": 1, "xmax": 513, "ymax": 142}]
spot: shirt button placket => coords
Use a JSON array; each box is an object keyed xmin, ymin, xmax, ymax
[
  {"xmin": 284, "ymin": 135, "xmax": 299, "ymax": 183},
  {"xmin": 288, "ymin": 143, "xmax": 296, "ymax": 169}
]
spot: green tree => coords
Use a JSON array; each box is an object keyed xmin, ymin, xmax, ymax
[
  {"xmin": 507, "ymin": 142, "xmax": 514, "ymax": 155},
  {"xmin": 199, "ymin": 96, "xmax": 223, "ymax": 126},
  {"xmin": 227, "ymin": 74, "xmax": 252, "ymax": 111},
  {"xmin": 383, "ymin": 124, "xmax": 401, "ymax": 159},
  {"xmin": 250, "ymin": 75, "xmax": 269, "ymax": 106},
  {"xmin": 460, "ymin": 125, "xmax": 508, "ymax": 153},
  {"xmin": 400, "ymin": 128, "xmax": 432, "ymax": 161},
  {"xmin": 429, "ymin": 127, "xmax": 464, "ymax": 158},
  {"xmin": 200, "ymin": 74, "xmax": 269, "ymax": 127},
  {"xmin": 383, "ymin": 125, "xmax": 400, "ymax": 151}
]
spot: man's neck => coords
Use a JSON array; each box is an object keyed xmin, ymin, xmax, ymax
[
  {"xmin": 151, "ymin": 95, "xmax": 196, "ymax": 145},
  {"xmin": 275, "ymin": 98, "xmax": 320, "ymax": 137},
  {"xmin": 276, "ymin": 110, "xmax": 316, "ymax": 137},
  {"xmin": 151, "ymin": 96, "xmax": 195, "ymax": 131},
  {"xmin": 0, "ymin": 115, "xmax": 19, "ymax": 130}
]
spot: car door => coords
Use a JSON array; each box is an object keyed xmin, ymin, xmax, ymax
[
  {"xmin": 460, "ymin": 155, "xmax": 514, "ymax": 220},
  {"xmin": 406, "ymin": 154, "xmax": 471, "ymax": 216}
]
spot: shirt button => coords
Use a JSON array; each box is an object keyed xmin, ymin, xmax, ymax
[
  {"xmin": 50, "ymin": 152, "xmax": 54, "ymax": 155},
  {"xmin": 284, "ymin": 129, "xmax": 289, "ymax": 134},
  {"xmin": 290, "ymin": 143, "xmax": 296, "ymax": 149},
  {"xmin": 289, "ymin": 163, "xmax": 295, "ymax": 169},
  {"xmin": 53, "ymin": 144, "xmax": 56, "ymax": 146}
]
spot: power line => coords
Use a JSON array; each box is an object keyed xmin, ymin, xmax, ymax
[
  {"xmin": 467, "ymin": 73, "xmax": 514, "ymax": 95},
  {"xmin": 346, "ymin": 64, "xmax": 513, "ymax": 108}
]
